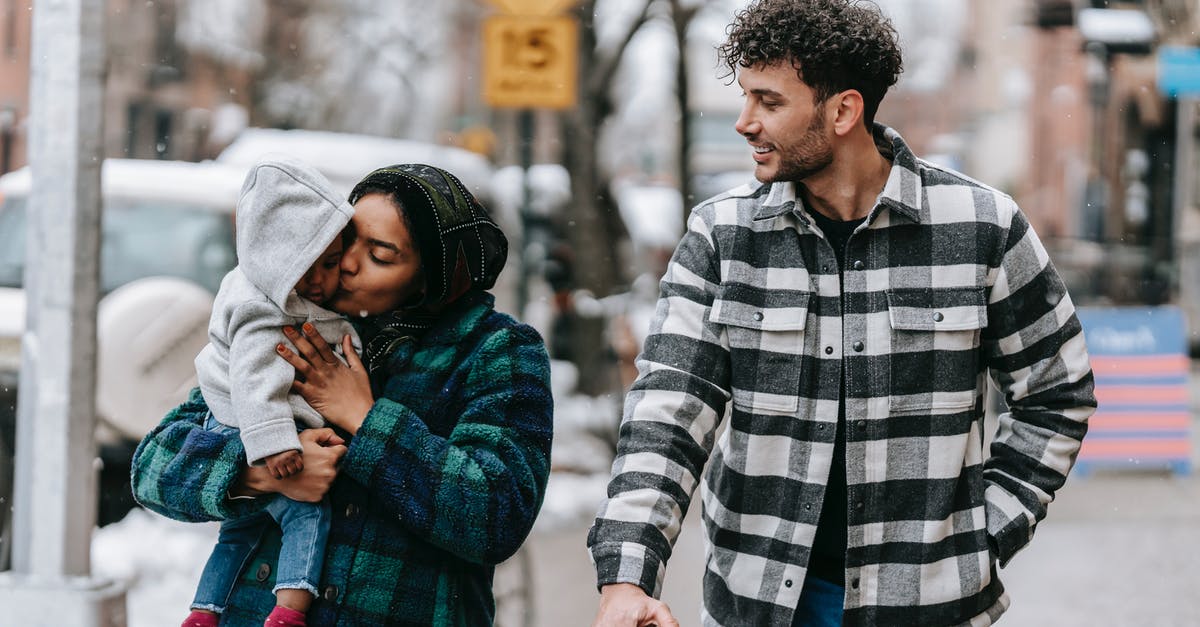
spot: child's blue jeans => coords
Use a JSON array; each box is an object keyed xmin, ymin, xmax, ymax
[{"xmin": 190, "ymin": 414, "xmax": 331, "ymax": 613}]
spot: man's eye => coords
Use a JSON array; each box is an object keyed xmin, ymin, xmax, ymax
[{"xmin": 370, "ymin": 254, "xmax": 393, "ymax": 265}]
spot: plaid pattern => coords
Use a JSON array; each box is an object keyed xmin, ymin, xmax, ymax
[
  {"xmin": 588, "ymin": 126, "xmax": 1096, "ymax": 626},
  {"xmin": 132, "ymin": 293, "xmax": 553, "ymax": 626}
]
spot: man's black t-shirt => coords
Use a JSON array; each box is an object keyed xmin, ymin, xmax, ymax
[{"xmin": 805, "ymin": 208, "xmax": 865, "ymax": 585}]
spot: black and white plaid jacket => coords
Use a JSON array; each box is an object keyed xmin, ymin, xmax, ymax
[{"xmin": 588, "ymin": 126, "xmax": 1096, "ymax": 626}]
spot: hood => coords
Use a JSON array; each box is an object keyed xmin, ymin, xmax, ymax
[{"xmin": 235, "ymin": 156, "xmax": 354, "ymax": 309}]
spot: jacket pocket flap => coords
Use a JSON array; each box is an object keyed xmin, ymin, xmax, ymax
[
  {"xmin": 709, "ymin": 283, "xmax": 810, "ymax": 331},
  {"xmin": 887, "ymin": 287, "xmax": 987, "ymax": 331}
]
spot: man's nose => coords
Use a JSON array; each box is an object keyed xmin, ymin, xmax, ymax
[{"xmin": 734, "ymin": 106, "xmax": 757, "ymax": 137}]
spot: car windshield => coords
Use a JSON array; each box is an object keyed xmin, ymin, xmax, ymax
[{"xmin": 0, "ymin": 196, "xmax": 236, "ymax": 294}]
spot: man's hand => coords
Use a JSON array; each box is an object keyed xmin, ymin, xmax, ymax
[
  {"xmin": 240, "ymin": 428, "xmax": 346, "ymax": 502},
  {"xmin": 592, "ymin": 583, "xmax": 680, "ymax": 627},
  {"xmin": 263, "ymin": 449, "xmax": 303, "ymax": 479}
]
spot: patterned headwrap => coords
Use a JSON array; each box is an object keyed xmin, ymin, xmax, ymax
[{"xmin": 348, "ymin": 164, "xmax": 508, "ymax": 377}]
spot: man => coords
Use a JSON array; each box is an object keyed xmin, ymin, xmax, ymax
[{"xmin": 587, "ymin": 1, "xmax": 1097, "ymax": 625}]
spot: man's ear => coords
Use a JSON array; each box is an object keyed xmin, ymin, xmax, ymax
[{"xmin": 830, "ymin": 90, "xmax": 865, "ymax": 137}]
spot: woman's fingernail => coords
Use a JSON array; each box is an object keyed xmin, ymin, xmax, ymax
[
  {"xmin": 277, "ymin": 344, "xmax": 286, "ymax": 352},
  {"xmin": 303, "ymin": 323, "xmax": 315, "ymax": 334}
]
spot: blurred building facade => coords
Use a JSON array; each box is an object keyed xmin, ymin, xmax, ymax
[
  {"xmin": 0, "ymin": 0, "xmax": 482, "ymax": 173},
  {"xmin": 3, "ymin": 0, "xmax": 1200, "ymax": 346},
  {"xmin": 1021, "ymin": 0, "xmax": 1200, "ymax": 347},
  {"xmin": 0, "ymin": 0, "xmax": 30, "ymax": 174}
]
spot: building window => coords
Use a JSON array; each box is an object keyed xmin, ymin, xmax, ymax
[
  {"xmin": 155, "ymin": 109, "xmax": 172, "ymax": 159},
  {"xmin": 3, "ymin": 0, "xmax": 16, "ymax": 59}
]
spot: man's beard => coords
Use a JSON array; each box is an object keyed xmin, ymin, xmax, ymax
[{"xmin": 760, "ymin": 108, "xmax": 833, "ymax": 183}]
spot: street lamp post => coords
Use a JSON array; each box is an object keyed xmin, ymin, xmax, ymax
[{"xmin": 0, "ymin": 0, "xmax": 127, "ymax": 624}]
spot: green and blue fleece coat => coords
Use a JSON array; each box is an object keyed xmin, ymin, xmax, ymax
[{"xmin": 132, "ymin": 293, "xmax": 553, "ymax": 626}]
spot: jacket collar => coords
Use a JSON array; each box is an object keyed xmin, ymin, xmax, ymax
[
  {"xmin": 751, "ymin": 124, "xmax": 924, "ymax": 225},
  {"xmin": 872, "ymin": 124, "xmax": 923, "ymax": 224}
]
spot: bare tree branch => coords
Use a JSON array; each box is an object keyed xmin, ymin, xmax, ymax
[{"xmin": 587, "ymin": 0, "xmax": 657, "ymax": 97}]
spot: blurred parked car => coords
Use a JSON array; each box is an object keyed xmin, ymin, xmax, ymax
[
  {"xmin": 215, "ymin": 127, "xmax": 496, "ymax": 199},
  {"xmin": 0, "ymin": 158, "xmax": 246, "ymax": 540},
  {"xmin": 215, "ymin": 127, "xmax": 519, "ymax": 315}
]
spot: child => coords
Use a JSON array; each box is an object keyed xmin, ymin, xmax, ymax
[{"xmin": 183, "ymin": 156, "xmax": 361, "ymax": 627}]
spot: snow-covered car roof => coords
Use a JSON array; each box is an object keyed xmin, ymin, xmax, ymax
[
  {"xmin": 215, "ymin": 128, "xmax": 494, "ymax": 199},
  {"xmin": 613, "ymin": 181, "xmax": 685, "ymax": 250},
  {"xmin": 0, "ymin": 158, "xmax": 246, "ymax": 210}
]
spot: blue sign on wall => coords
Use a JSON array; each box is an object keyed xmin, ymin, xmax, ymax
[
  {"xmin": 1158, "ymin": 46, "xmax": 1200, "ymax": 97},
  {"xmin": 1077, "ymin": 306, "xmax": 1186, "ymax": 356},
  {"xmin": 1074, "ymin": 306, "xmax": 1192, "ymax": 476}
]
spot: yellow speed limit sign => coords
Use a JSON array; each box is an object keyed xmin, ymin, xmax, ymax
[{"xmin": 483, "ymin": 15, "xmax": 578, "ymax": 109}]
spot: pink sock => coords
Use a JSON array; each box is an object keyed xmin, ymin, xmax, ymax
[
  {"xmin": 181, "ymin": 610, "xmax": 220, "ymax": 627},
  {"xmin": 264, "ymin": 605, "xmax": 307, "ymax": 627}
]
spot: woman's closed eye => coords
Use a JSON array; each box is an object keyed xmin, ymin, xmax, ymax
[
  {"xmin": 366, "ymin": 239, "xmax": 401, "ymax": 265},
  {"xmin": 370, "ymin": 248, "xmax": 397, "ymax": 265}
]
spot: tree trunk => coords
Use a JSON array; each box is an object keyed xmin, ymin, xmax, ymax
[{"xmin": 671, "ymin": 0, "xmax": 698, "ymax": 220}]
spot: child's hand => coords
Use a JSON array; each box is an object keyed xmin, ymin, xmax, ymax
[{"xmin": 264, "ymin": 449, "xmax": 304, "ymax": 479}]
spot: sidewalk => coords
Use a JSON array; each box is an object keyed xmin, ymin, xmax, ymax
[
  {"xmin": 525, "ymin": 469, "xmax": 1200, "ymax": 627},
  {"xmin": 1001, "ymin": 471, "xmax": 1200, "ymax": 626},
  {"xmin": 527, "ymin": 368, "xmax": 1200, "ymax": 627}
]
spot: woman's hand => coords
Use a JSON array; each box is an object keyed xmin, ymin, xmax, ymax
[
  {"xmin": 278, "ymin": 323, "xmax": 374, "ymax": 434},
  {"xmin": 240, "ymin": 428, "xmax": 347, "ymax": 502}
]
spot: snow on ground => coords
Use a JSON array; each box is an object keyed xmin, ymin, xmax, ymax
[
  {"xmin": 93, "ymin": 510, "xmax": 219, "ymax": 626},
  {"xmin": 93, "ymin": 360, "xmax": 623, "ymax": 627}
]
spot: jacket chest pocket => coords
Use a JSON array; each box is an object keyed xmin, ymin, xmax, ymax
[
  {"xmin": 709, "ymin": 283, "xmax": 810, "ymax": 415},
  {"xmin": 886, "ymin": 287, "xmax": 988, "ymax": 414}
]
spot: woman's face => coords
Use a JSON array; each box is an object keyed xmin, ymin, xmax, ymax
[{"xmin": 329, "ymin": 192, "xmax": 424, "ymax": 317}]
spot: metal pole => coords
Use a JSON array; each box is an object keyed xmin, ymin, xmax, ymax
[
  {"xmin": 1172, "ymin": 96, "xmax": 1199, "ymax": 345},
  {"xmin": 1173, "ymin": 97, "xmax": 1197, "ymax": 258},
  {"xmin": 517, "ymin": 109, "xmax": 535, "ymax": 317},
  {"xmin": 0, "ymin": 0, "xmax": 125, "ymax": 622}
]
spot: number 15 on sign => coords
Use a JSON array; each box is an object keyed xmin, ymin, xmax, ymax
[{"xmin": 483, "ymin": 15, "xmax": 578, "ymax": 109}]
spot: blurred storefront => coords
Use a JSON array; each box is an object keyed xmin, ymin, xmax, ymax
[
  {"xmin": 1026, "ymin": 0, "xmax": 1200, "ymax": 350},
  {"xmin": 0, "ymin": 1, "xmax": 30, "ymax": 175}
]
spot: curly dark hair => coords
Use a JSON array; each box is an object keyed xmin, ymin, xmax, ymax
[{"xmin": 717, "ymin": 0, "xmax": 903, "ymax": 127}]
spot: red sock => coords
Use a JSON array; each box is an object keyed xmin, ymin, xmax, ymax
[
  {"xmin": 264, "ymin": 605, "xmax": 307, "ymax": 627},
  {"xmin": 181, "ymin": 610, "xmax": 220, "ymax": 627}
]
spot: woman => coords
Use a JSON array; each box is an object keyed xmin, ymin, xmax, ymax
[{"xmin": 131, "ymin": 164, "xmax": 554, "ymax": 626}]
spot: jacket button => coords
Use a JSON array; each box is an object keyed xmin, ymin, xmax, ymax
[
  {"xmin": 857, "ymin": 420, "xmax": 867, "ymax": 430},
  {"xmin": 933, "ymin": 311, "xmax": 944, "ymax": 322},
  {"xmin": 255, "ymin": 563, "xmax": 271, "ymax": 582},
  {"xmin": 345, "ymin": 503, "xmax": 359, "ymax": 518},
  {"xmin": 753, "ymin": 312, "xmax": 764, "ymax": 321},
  {"xmin": 853, "ymin": 260, "xmax": 864, "ymax": 271},
  {"xmin": 852, "ymin": 341, "xmax": 864, "ymax": 352},
  {"xmin": 824, "ymin": 346, "xmax": 833, "ymax": 355},
  {"xmin": 851, "ymin": 578, "xmax": 861, "ymax": 589},
  {"xmin": 323, "ymin": 585, "xmax": 339, "ymax": 601},
  {"xmin": 784, "ymin": 579, "xmax": 793, "ymax": 588}
]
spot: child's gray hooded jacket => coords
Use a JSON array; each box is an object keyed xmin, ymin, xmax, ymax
[{"xmin": 195, "ymin": 156, "xmax": 361, "ymax": 465}]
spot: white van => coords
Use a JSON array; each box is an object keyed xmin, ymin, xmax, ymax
[
  {"xmin": 0, "ymin": 159, "xmax": 246, "ymax": 540},
  {"xmin": 215, "ymin": 128, "xmax": 519, "ymax": 316},
  {"xmin": 215, "ymin": 127, "xmax": 496, "ymax": 199}
]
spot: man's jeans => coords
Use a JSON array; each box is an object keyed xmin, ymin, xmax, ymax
[
  {"xmin": 191, "ymin": 414, "xmax": 331, "ymax": 613},
  {"xmin": 791, "ymin": 575, "xmax": 845, "ymax": 627}
]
